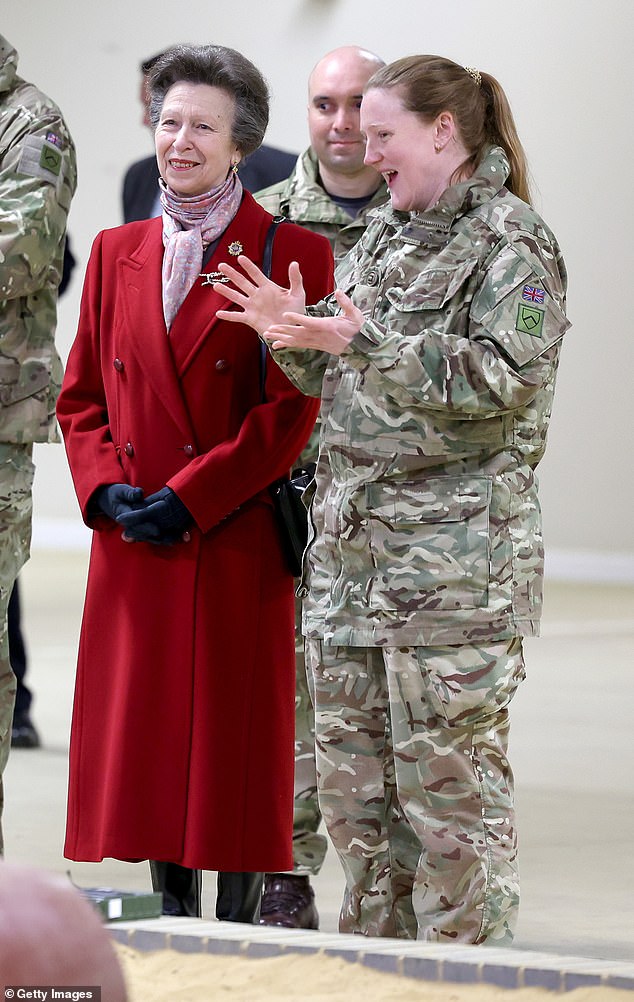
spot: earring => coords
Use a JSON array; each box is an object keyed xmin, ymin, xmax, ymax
[
  {"xmin": 434, "ymin": 143, "xmax": 443, "ymax": 153},
  {"xmin": 231, "ymin": 162, "xmax": 239, "ymax": 175}
]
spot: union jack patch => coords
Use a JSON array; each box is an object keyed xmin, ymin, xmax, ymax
[
  {"xmin": 522, "ymin": 284, "xmax": 545, "ymax": 304},
  {"xmin": 46, "ymin": 131, "xmax": 62, "ymax": 148}
]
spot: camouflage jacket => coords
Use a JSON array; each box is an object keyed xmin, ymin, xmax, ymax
[
  {"xmin": 255, "ymin": 147, "xmax": 387, "ymax": 267},
  {"xmin": 274, "ymin": 147, "xmax": 570, "ymax": 646},
  {"xmin": 0, "ymin": 35, "xmax": 77, "ymax": 443}
]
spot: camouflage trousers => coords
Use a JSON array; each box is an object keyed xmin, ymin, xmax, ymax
[
  {"xmin": 290, "ymin": 599, "xmax": 328, "ymax": 874},
  {"xmin": 0, "ymin": 444, "xmax": 34, "ymax": 856},
  {"xmin": 305, "ymin": 637, "xmax": 526, "ymax": 943}
]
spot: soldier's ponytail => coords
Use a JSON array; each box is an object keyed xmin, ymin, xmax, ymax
[{"xmin": 479, "ymin": 71, "xmax": 532, "ymax": 205}]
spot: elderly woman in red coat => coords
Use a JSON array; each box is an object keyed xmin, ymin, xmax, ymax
[{"xmin": 57, "ymin": 45, "xmax": 332, "ymax": 922}]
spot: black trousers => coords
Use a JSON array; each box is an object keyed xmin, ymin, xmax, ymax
[
  {"xmin": 149, "ymin": 862, "xmax": 263, "ymax": 922},
  {"xmin": 8, "ymin": 580, "xmax": 30, "ymax": 719}
]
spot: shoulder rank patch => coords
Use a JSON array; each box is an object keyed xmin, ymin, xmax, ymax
[
  {"xmin": 516, "ymin": 302, "xmax": 545, "ymax": 338},
  {"xmin": 40, "ymin": 142, "xmax": 62, "ymax": 176},
  {"xmin": 17, "ymin": 135, "xmax": 63, "ymax": 184}
]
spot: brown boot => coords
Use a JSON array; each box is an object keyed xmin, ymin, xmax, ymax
[{"xmin": 259, "ymin": 873, "xmax": 319, "ymax": 930}]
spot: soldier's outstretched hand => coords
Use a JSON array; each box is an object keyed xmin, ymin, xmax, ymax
[
  {"xmin": 263, "ymin": 289, "xmax": 364, "ymax": 356},
  {"xmin": 215, "ymin": 256, "xmax": 306, "ymax": 335}
]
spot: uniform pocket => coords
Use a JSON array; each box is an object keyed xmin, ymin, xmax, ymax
[
  {"xmin": 415, "ymin": 638, "xmax": 526, "ymax": 728},
  {"xmin": 384, "ymin": 259, "xmax": 478, "ymax": 312},
  {"xmin": 365, "ymin": 475, "xmax": 491, "ymax": 612}
]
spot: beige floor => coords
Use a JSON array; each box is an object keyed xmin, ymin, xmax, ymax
[{"xmin": 3, "ymin": 547, "xmax": 634, "ymax": 963}]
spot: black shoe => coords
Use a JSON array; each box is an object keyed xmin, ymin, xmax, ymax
[
  {"xmin": 149, "ymin": 861, "xmax": 202, "ymax": 917},
  {"xmin": 11, "ymin": 714, "xmax": 41, "ymax": 748},
  {"xmin": 259, "ymin": 873, "xmax": 319, "ymax": 930},
  {"xmin": 216, "ymin": 871, "xmax": 263, "ymax": 924}
]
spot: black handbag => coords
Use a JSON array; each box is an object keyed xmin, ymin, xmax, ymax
[
  {"xmin": 270, "ymin": 461, "xmax": 316, "ymax": 577},
  {"xmin": 260, "ymin": 216, "xmax": 315, "ymax": 577}
]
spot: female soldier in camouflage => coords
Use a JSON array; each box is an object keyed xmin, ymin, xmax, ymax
[{"xmin": 215, "ymin": 55, "xmax": 570, "ymax": 945}]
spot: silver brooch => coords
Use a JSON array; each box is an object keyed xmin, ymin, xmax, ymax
[
  {"xmin": 200, "ymin": 271, "xmax": 230, "ymax": 287},
  {"xmin": 227, "ymin": 240, "xmax": 243, "ymax": 257}
]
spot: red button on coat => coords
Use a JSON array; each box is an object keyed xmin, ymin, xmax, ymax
[
  {"xmin": 114, "ymin": 358, "xmax": 124, "ymax": 372},
  {"xmin": 124, "ymin": 442, "xmax": 134, "ymax": 457}
]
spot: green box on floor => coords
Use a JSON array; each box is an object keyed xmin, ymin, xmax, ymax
[{"xmin": 80, "ymin": 886, "xmax": 163, "ymax": 921}]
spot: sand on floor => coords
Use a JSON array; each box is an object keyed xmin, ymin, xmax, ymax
[{"xmin": 115, "ymin": 945, "xmax": 631, "ymax": 1002}]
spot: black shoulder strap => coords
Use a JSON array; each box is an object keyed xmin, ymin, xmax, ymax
[
  {"xmin": 261, "ymin": 214, "xmax": 287, "ymax": 280},
  {"xmin": 201, "ymin": 235, "xmax": 221, "ymax": 269},
  {"xmin": 259, "ymin": 216, "xmax": 287, "ymax": 401}
]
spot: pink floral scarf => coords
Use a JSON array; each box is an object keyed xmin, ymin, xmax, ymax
[{"xmin": 160, "ymin": 172, "xmax": 243, "ymax": 331}]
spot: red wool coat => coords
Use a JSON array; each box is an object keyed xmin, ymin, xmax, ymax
[{"xmin": 57, "ymin": 192, "xmax": 333, "ymax": 872}]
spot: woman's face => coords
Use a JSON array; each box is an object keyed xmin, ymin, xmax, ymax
[
  {"xmin": 361, "ymin": 87, "xmax": 449, "ymax": 213},
  {"xmin": 155, "ymin": 82, "xmax": 241, "ymax": 197}
]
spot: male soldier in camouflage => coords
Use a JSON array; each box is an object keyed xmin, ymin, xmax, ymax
[
  {"xmin": 256, "ymin": 46, "xmax": 387, "ymax": 266},
  {"xmin": 216, "ymin": 55, "xmax": 570, "ymax": 943},
  {"xmin": 0, "ymin": 35, "xmax": 77, "ymax": 852},
  {"xmin": 255, "ymin": 45, "xmax": 387, "ymax": 930}
]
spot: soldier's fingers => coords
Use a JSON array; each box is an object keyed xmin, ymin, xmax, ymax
[
  {"xmin": 266, "ymin": 325, "xmax": 304, "ymax": 338},
  {"xmin": 281, "ymin": 311, "xmax": 313, "ymax": 327},
  {"xmin": 215, "ymin": 261, "xmax": 258, "ymax": 295},
  {"xmin": 218, "ymin": 256, "xmax": 268, "ymax": 290},
  {"xmin": 215, "ymin": 261, "xmax": 242, "ymax": 281},
  {"xmin": 212, "ymin": 282, "xmax": 249, "ymax": 306},
  {"xmin": 288, "ymin": 262, "xmax": 306, "ymax": 298},
  {"xmin": 267, "ymin": 337, "xmax": 297, "ymax": 350},
  {"xmin": 236, "ymin": 254, "xmax": 270, "ymax": 285},
  {"xmin": 264, "ymin": 327, "xmax": 304, "ymax": 348},
  {"xmin": 334, "ymin": 288, "xmax": 363, "ymax": 323},
  {"xmin": 216, "ymin": 308, "xmax": 246, "ymax": 323}
]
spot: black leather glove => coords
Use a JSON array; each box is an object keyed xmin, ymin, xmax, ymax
[
  {"xmin": 117, "ymin": 486, "xmax": 192, "ymax": 544},
  {"xmin": 95, "ymin": 483, "xmax": 145, "ymax": 521}
]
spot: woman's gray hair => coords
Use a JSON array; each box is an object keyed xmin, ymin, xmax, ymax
[{"xmin": 147, "ymin": 44, "xmax": 269, "ymax": 158}]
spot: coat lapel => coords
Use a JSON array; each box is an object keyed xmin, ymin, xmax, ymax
[
  {"xmin": 167, "ymin": 193, "xmax": 269, "ymax": 375},
  {"xmin": 117, "ymin": 219, "xmax": 194, "ymax": 438}
]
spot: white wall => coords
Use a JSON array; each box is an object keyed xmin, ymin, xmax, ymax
[{"xmin": 4, "ymin": 0, "xmax": 634, "ymax": 579}]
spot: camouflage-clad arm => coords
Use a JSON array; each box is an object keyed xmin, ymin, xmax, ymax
[
  {"xmin": 0, "ymin": 107, "xmax": 77, "ymax": 299},
  {"xmin": 341, "ymin": 234, "xmax": 569, "ymax": 418}
]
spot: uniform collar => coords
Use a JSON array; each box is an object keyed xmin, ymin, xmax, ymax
[{"xmin": 280, "ymin": 147, "xmax": 387, "ymax": 223}]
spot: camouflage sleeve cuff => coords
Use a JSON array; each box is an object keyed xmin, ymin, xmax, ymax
[
  {"xmin": 344, "ymin": 319, "xmax": 387, "ymax": 358},
  {"xmin": 266, "ymin": 346, "xmax": 328, "ymax": 398}
]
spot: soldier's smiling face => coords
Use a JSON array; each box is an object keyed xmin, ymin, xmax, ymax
[{"xmin": 361, "ymin": 87, "xmax": 453, "ymax": 213}]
